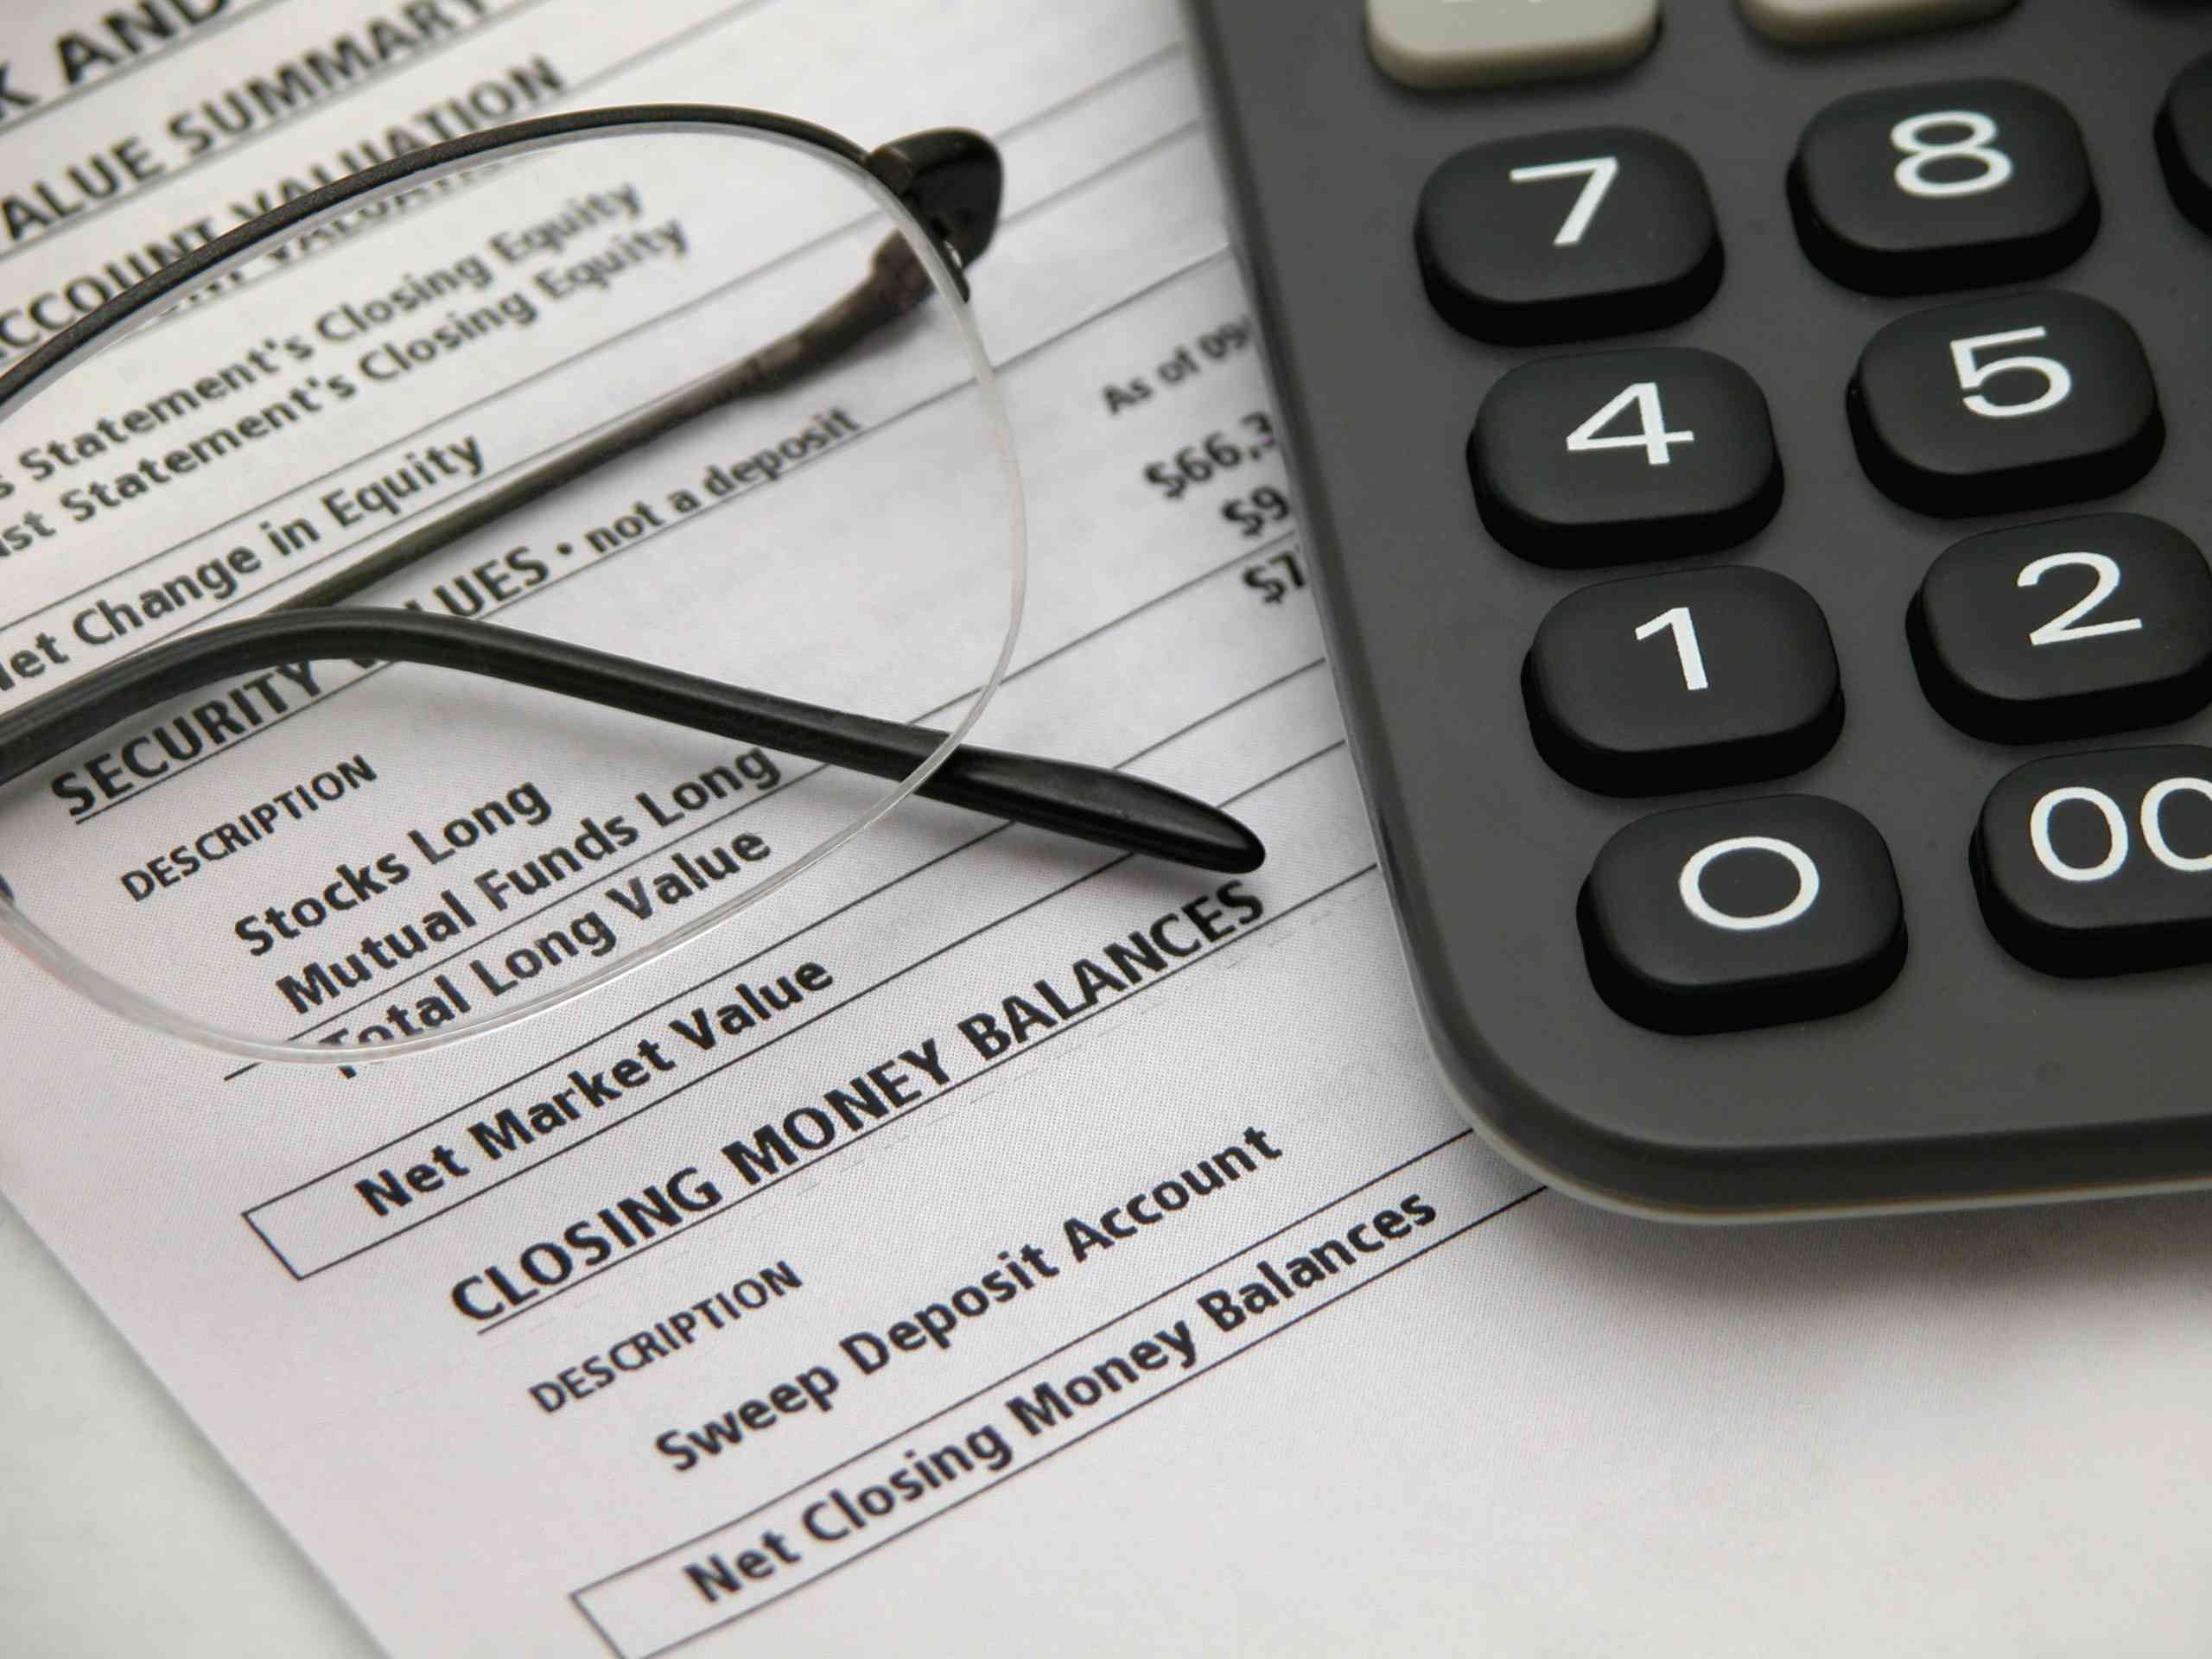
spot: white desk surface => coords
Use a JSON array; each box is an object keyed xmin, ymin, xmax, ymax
[{"xmin": 2, "ymin": 1191, "xmax": 381, "ymax": 1658}]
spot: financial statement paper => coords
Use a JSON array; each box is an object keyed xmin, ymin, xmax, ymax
[{"xmin": 2, "ymin": 2, "xmax": 2211, "ymax": 1656}]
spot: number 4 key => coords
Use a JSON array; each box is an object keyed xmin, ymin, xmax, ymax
[{"xmin": 1470, "ymin": 346, "xmax": 1780, "ymax": 566}]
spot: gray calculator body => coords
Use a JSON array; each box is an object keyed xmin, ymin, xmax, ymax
[{"xmin": 1187, "ymin": 2, "xmax": 2212, "ymax": 1217}]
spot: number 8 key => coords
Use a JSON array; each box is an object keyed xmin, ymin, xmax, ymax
[{"xmin": 1790, "ymin": 79, "xmax": 2100, "ymax": 294}]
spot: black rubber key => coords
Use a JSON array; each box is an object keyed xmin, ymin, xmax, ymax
[
  {"xmin": 1470, "ymin": 346, "xmax": 1781, "ymax": 565},
  {"xmin": 1790, "ymin": 79, "xmax": 2097, "ymax": 294},
  {"xmin": 1974, "ymin": 745, "xmax": 2212, "ymax": 976},
  {"xmin": 1910, "ymin": 514, "xmax": 2212, "ymax": 743},
  {"xmin": 1416, "ymin": 127, "xmax": 1721, "ymax": 345},
  {"xmin": 2158, "ymin": 51, "xmax": 2212, "ymax": 235},
  {"xmin": 1580, "ymin": 794, "xmax": 1906, "ymax": 1034},
  {"xmin": 1848, "ymin": 290, "xmax": 2161, "ymax": 517},
  {"xmin": 1526, "ymin": 566, "xmax": 1842, "ymax": 794}
]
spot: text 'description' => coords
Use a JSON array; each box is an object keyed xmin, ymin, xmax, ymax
[{"xmin": 570, "ymin": 1137, "xmax": 1503, "ymax": 1657}]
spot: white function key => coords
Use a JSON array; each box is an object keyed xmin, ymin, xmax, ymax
[
  {"xmin": 1366, "ymin": 0, "xmax": 1659, "ymax": 92},
  {"xmin": 1738, "ymin": 0, "xmax": 2016, "ymax": 47}
]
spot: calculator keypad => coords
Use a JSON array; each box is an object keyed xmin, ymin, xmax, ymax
[
  {"xmin": 1469, "ymin": 347, "xmax": 1781, "ymax": 565},
  {"xmin": 2158, "ymin": 52, "xmax": 2212, "ymax": 235},
  {"xmin": 1738, "ymin": 0, "xmax": 2016, "ymax": 47},
  {"xmin": 1526, "ymin": 567, "xmax": 1841, "ymax": 795},
  {"xmin": 1417, "ymin": 129, "xmax": 1721, "ymax": 345},
  {"xmin": 1367, "ymin": 0, "xmax": 1658, "ymax": 91},
  {"xmin": 1974, "ymin": 747, "xmax": 2212, "ymax": 976},
  {"xmin": 1203, "ymin": 0, "xmax": 2212, "ymax": 1207},
  {"xmin": 1847, "ymin": 291, "xmax": 2162, "ymax": 517},
  {"xmin": 1790, "ymin": 79, "xmax": 2096, "ymax": 295},
  {"xmin": 1580, "ymin": 795, "xmax": 1906, "ymax": 1033},
  {"xmin": 1910, "ymin": 515, "xmax": 2212, "ymax": 743}
]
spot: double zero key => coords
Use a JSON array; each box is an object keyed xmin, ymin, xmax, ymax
[{"xmin": 1976, "ymin": 747, "xmax": 2212, "ymax": 976}]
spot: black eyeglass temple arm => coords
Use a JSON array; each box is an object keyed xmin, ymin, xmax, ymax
[
  {"xmin": 9, "ymin": 127, "xmax": 1264, "ymax": 874},
  {"xmin": 0, "ymin": 611, "xmax": 1263, "ymax": 873}
]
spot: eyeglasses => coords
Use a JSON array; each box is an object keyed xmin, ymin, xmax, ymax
[{"xmin": 0, "ymin": 105, "xmax": 1264, "ymax": 1065}]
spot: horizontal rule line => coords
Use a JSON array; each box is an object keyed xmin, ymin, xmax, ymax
[
  {"xmin": 0, "ymin": 0, "xmax": 772, "ymax": 277},
  {"xmin": 219, "ymin": 516, "xmax": 1295, "ymax": 1088},
  {"xmin": 249, "ymin": 725, "xmax": 1348, "ymax": 1285},
  {"xmin": 1, "ymin": 55, "xmax": 1198, "ymax": 643},
  {"xmin": 69, "ymin": 200, "xmax": 1238, "ymax": 844},
  {"xmin": 576, "ymin": 1168, "xmax": 1550, "ymax": 1657},
  {"xmin": 464, "ymin": 842, "xmax": 1369, "ymax": 1332},
  {"xmin": 576, "ymin": 1127, "xmax": 1491, "ymax": 1587},
  {"xmin": 0, "ymin": 0, "xmax": 296, "ymax": 142},
  {"xmin": 338, "ymin": 760, "xmax": 1353, "ymax": 1309}
]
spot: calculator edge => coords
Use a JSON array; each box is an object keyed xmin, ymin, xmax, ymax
[{"xmin": 1185, "ymin": 0, "xmax": 2212, "ymax": 1219}]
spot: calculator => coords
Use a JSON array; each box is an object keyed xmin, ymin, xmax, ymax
[{"xmin": 1187, "ymin": 1, "xmax": 2212, "ymax": 1217}]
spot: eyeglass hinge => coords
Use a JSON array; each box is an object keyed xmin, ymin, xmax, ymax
[{"xmin": 866, "ymin": 128, "xmax": 1004, "ymax": 296}]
